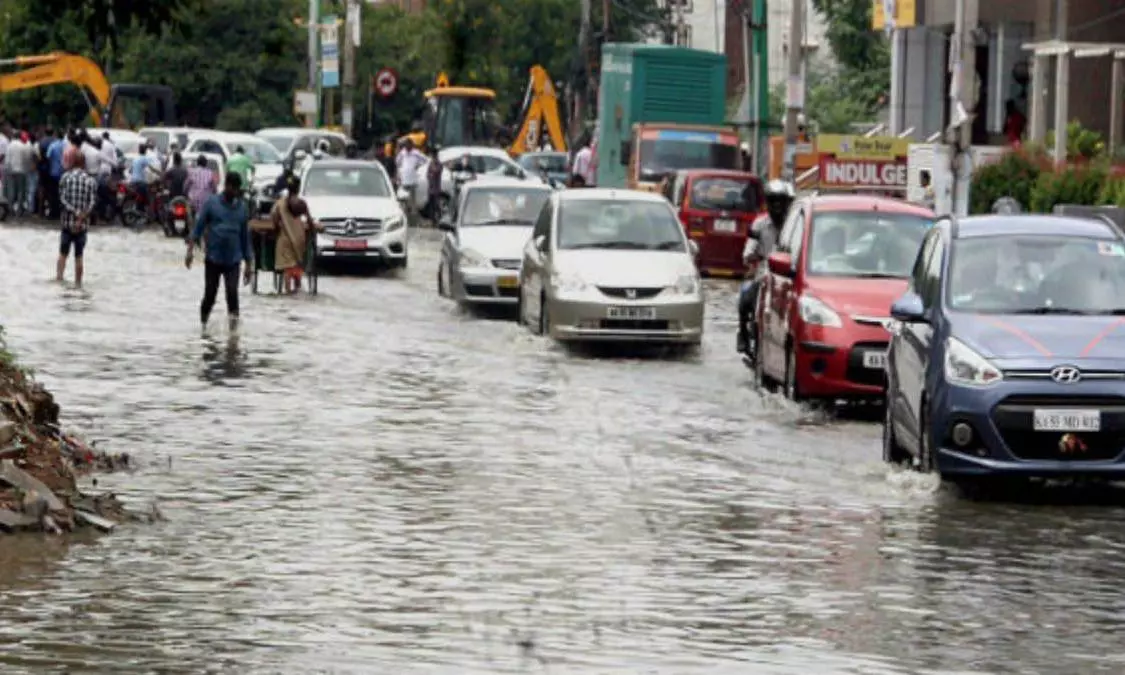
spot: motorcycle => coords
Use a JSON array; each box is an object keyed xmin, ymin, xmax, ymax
[
  {"xmin": 164, "ymin": 196, "xmax": 191, "ymax": 238},
  {"xmin": 117, "ymin": 182, "xmax": 150, "ymax": 228}
]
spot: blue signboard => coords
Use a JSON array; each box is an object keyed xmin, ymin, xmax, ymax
[
  {"xmin": 321, "ymin": 14, "xmax": 339, "ymax": 89},
  {"xmin": 655, "ymin": 130, "xmax": 722, "ymax": 143}
]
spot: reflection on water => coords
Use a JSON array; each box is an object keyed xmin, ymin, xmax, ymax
[{"xmin": 0, "ymin": 224, "xmax": 1123, "ymax": 674}]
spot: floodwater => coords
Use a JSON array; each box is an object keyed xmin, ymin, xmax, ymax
[{"xmin": 2, "ymin": 223, "xmax": 1125, "ymax": 675}]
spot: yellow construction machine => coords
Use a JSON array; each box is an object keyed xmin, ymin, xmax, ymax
[{"xmin": 508, "ymin": 65, "xmax": 566, "ymax": 155}]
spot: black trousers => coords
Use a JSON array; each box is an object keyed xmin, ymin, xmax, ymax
[
  {"xmin": 46, "ymin": 175, "xmax": 61, "ymax": 220},
  {"xmin": 201, "ymin": 260, "xmax": 240, "ymax": 325}
]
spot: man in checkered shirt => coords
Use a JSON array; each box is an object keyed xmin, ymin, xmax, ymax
[{"xmin": 58, "ymin": 151, "xmax": 98, "ymax": 288}]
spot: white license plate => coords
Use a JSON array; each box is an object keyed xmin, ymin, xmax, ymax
[
  {"xmin": 863, "ymin": 351, "xmax": 887, "ymax": 369},
  {"xmin": 174, "ymin": 219, "xmax": 185, "ymax": 228},
  {"xmin": 1033, "ymin": 409, "xmax": 1101, "ymax": 432},
  {"xmin": 116, "ymin": 194, "xmax": 125, "ymax": 203},
  {"xmin": 607, "ymin": 306, "xmax": 656, "ymax": 320},
  {"xmin": 713, "ymin": 218, "xmax": 737, "ymax": 233}
]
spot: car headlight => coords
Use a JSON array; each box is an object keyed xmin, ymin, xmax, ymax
[
  {"xmin": 797, "ymin": 294, "xmax": 842, "ymax": 327},
  {"xmin": 459, "ymin": 248, "xmax": 491, "ymax": 269},
  {"xmin": 384, "ymin": 214, "xmax": 406, "ymax": 232},
  {"xmin": 944, "ymin": 337, "xmax": 1003, "ymax": 387},
  {"xmin": 552, "ymin": 271, "xmax": 588, "ymax": 294},
  {"xmin": 667, "ymin": 273, "xmax": 700, "ymax": 295}
]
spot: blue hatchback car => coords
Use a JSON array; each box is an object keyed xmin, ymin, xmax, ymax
[{"xmin": 883, "ymin": 214, "xmax": 1125, "ymax": 482}]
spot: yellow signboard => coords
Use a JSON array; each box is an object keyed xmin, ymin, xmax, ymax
[
  {"xmin": 872, "ymin": 0, "xmax": 916, "ymax": 30},
  {"xmin": 817, "ymin": 134, "xmax": 910, "ymax": 160}
]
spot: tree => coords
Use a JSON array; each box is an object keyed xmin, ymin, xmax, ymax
[
  {"xmin": 38, "ymin": 0, "xmax": 198, "ymax": 61},
  {"xmin": 808, "ymin": 0, "xmax": 889, "ymax": 112}
]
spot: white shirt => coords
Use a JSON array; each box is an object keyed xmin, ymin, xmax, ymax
[
  {"xmin": 97, "ymin": 141, "xmax": 117, "ymax": 176},
  {"xmin": 81, "ymin": 143, "xmax": 101, "ymax": 176},
  {"xmin": 398, "ymin": 149, "xmax": 424, "ymax": 186},
  {"xmin": 573, "ymin": 146, "xmax": 593, "ymax": 184},
  {"xmin": 5, "ymin": 139, "xmax": 34, "ymax": 174},
  {"xmin": 0, "ymin": 133, "xmax": 9, "ymax": 164}
]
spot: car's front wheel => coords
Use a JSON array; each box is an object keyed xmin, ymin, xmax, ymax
[
  {"xmin": 882, "ymin": 395, "xmax": 911, "ymax": 465},
  {"xmin": 538, "ymin": 292, "xmax": 550, "ymax": 336},
  {"xmin": 916, "ymin": 402, "xmax": 936, "ymax": 473}
]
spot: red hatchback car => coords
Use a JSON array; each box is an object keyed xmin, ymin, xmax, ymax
[
  {"xmin": 663, "ymin": 169, "xmax": 764, "ymax": 277},
  {"xmin": 754, "ymin": 195, "xmax": 935, "ymax": 402}
]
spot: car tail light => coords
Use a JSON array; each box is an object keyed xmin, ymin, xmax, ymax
[
  {"xmin": 173, "ymin": 203, "xmax": 187, "ymax": 217},
  {"xmin": 117, "ymin": 183, "xmax": 126, "ymax": 194}
]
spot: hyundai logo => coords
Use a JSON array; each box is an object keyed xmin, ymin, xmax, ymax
[
  {"xmin": 1050, "ymin": 366, "xmax": 1082, "ymax": 384},
  {"xmin": 345, "ymin": 219, "xmax": 357, "ymax": 235},
  {"xmin": 625, "ymin": 289, "xmax": 637, "ymax": 299}
]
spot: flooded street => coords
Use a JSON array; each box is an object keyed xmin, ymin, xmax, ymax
[{"xmin": 3, "ymin": 223, "xmax": 1125, "ymax": 674}]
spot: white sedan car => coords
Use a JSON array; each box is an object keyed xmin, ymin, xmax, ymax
[
  {"xmin": 299, "ymin": 159, "xmax": 408, "ymax": 270},
  {"xmin": 412, "ymin": 146, "xmax": 541, "ymax": 212},
  {"xmin": 437, "ymin": 178, "xmax": 554, "ymax": 306}
]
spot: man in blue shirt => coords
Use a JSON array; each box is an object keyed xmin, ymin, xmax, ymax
[
  {"xmin": 45, "ymin": 129, "xmax": 65, "ymax": 220},
  {"xmin": 186, "ymin": 172, "xmax": 253, "ymax": 330}
]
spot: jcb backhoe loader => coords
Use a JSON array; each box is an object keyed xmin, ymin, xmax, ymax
[
  {"xmin": 0, "ymin": 52, "xmax": 175, "ymax": 128},
  {"xmin": 508, "ymin": 65, "xmax": 566, "ymax": 156}
]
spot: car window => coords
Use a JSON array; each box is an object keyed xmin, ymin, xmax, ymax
[
  {"xmin": 260, "ymin": 134, "xmax": 292, "ymax": 153},
  {"xmin": 920, "ymin": 236, "xmax": 944, "ymax": 307},
  {"xmin": 805, "ymin": 212, "xmax": 932, "ymax": 278},
  {"xmin": 302, "ymin": 166, "xmax": 391, "ymax": 197},
  {"xmin": 690, "ymin": 177, "xmax": 761, "ymax": 212},
  {"xmin": 461, "ymin": 188, "xmax": 551, "ymax": 226},
  {"xmin": 776, "ymin": 205, "xmax": 803, "ymax": 252},
  {"xmin": 193, "ymin": 140, "xmax": 224, "ymax": 156},
  {"xmin": 557, "ymin": 199, "xmax": 686, "ymax": 252},
  {"xmin": 241, "ymin": 141, "xmax": 282, "ymax": 164},
  {"xmin": 292, "ymin": 136, "xmax": 314, "ymax": 153},
  {"xmin": 478, "ymin": 156, "xmax": 508, "ymax": 174},
  {"xmin": 322, "ymin": 135, "xmax": 346, "ymax": 155},
  {"xmin": 532, "ymin": 200, "xmax": 552, "ymax": 241},
  {"xmin": 141, "ymin": 130, "xmax": 169, "ymax": 152},
  {"xmin": 912, "ymin": 229, "xmax": 938, "ymax": 292}
]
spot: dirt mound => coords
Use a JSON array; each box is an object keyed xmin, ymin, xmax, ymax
[{"xmin": 0, "ymin": 348, "xmax": 155, "ymax": 535}]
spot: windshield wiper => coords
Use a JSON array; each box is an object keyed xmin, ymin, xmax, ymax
[
  {"xmin": 1010, "ymin": 306, "xmax": 1093, "ymax": 315},
  {"xmin": 470, "ymin": 218, "xmax": 533, "ymax": 226},
  {"xmin": 850, "ymin": 272, "xmax": 905, "ymax": 279},
  {"xmin": 568, "ymin": 241, "xmax": 646, "ymax": 250},
  {"xmin": 652, "ymin": 240, "xmax": 686, "ymax": 250}
]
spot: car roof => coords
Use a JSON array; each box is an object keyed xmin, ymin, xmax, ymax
[
  {"xmin": 139, "ymin": 126, "xmax": 205, "ymax": 135},
  {"xmin": 951, "ymin": 214, "xmax": 1120, "ymax": 239},
  {"xmin": 807, "ymin": 194, "xmax": 934, "ymax": 217},
  {"xmin": 463, "ymin": 177, "xmax": 551, "ymax": 192},
  {"xmin": 303, "ymin": 158, "xmax": 385, "ymax": 171},
  {"xmin": 558, "ymin": 188, "xmax": 667, "ymax": 203},
  {"xmin": 257, "ymin": 127, "xmax": 347, "ymax": 139},
  {"xmin": 89, "ymin": 127, "xmax": 142, "ymax": 139},
  {"xmin": 439, "ymin": 146, "xmax": 512, "ymax": 159}
]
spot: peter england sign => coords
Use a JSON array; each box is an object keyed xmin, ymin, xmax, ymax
[{"xmin": 816, "ymin": 134, "xmax": 910, "ymax": 190}]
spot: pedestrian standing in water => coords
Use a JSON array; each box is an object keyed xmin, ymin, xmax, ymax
[
  {"xmin": 271, "ymin": 175, "xmax": 322, "ymax": 295},
  {"xmin": 186, "ymin": 173, "xmax": 253, "ymax": 331},
  {"xmin": 57, "ymin": 151, "xmax": 98, "ymax": 288}
]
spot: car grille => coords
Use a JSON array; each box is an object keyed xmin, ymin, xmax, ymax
[
  {"xmin": 491, "ymin": 258, "xmax": 521, "ymax": 270},
  {"xmin": 464, "ymin": 284, "xmax": 519, "ymax": 298},
  {"xmin": 597, "ymin": 286, "xmax": 664, "ymax": 300},
  {"xmin": 321, "ymin": 218, "xmax": 382, "ymax": 237},
  {"xmin": 845, "ymin": 341, "xmax": 889, "ymax": 387},
  {"xmin": 991, "ymin": 395, "xmax": 1125, "ymax": 462},
  {"xmin": 599, "ymin": 319, "xmax": 670, "ymax": 331}
]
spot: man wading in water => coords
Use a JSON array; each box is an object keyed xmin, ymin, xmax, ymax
[{"xmin": 186, "ymin": 173, "xmax": 253, "ymax": 331}]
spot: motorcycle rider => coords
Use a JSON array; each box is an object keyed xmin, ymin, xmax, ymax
[{"xmin": 737, "ymin": 179, "xmax": 796, "ymax": 356}]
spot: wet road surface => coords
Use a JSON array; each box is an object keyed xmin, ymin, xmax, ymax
[{"xmin": 2, "ymin": 223, "xmax": 1125, "ymax": 674}]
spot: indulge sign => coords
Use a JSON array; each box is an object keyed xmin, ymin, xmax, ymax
[{"xmin": 816, "ymin": 134, "xmax": 909, "ymax": 190}]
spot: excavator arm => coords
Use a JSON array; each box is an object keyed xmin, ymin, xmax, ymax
[
  {"xmin": 509, "ymin": 65, "xmax": 567, "ymax": 156},
  {"xmin": 0, "ymin": 53, "xmax": 110, "ymax": 125}
]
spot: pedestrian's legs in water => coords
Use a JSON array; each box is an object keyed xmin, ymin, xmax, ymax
[
  {"xmin": 200, "ymin": 260, "xmax": 222, "ymax": 326},
  {"xmin": 221, "ymin": 263, "xmax": 241, "ymax": 328},
  {"xmin": 57, "ymin": 229, "xmax": 86, "ymax": 286}
]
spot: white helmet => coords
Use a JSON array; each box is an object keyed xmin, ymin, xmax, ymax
[{"xmin": 764, "ymin": 179, "xmax": 796, "ymax": 200}]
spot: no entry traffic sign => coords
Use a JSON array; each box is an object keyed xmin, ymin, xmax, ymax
[{"xmin": 374, "ymin": 67, "xmax": 398, "ymax": 98}]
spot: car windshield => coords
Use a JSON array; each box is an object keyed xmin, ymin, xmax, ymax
[
  {"xmin": 520, "ymin": 154, "xmax": 567, "ymax": 174},
  {"xmin": 558, "ymin": 199, "xmax": 686, "ymax": 251},
  {"xmin": 690, "ymin": 176, "xmax": 761, "ymax": 212},
  {"xmin": 258, "ymin": 134, "xmax": 291, "ymax": 154},
  {"xmin": 461, "ymin": 188, "xmax": 550, "ymax": 226},
  {"xmin": 240, "ymin": 141, "xmax": 282, "ymax": 164},
  {"xmin": 947, "ymin": 235, "xmax": 1125, "ymax": 314},
  {"xmin": 806, "ymin": 211, "xmax": 932, "ymax": 278},
  {"xmin": 303, "ymin": 167, "xmax": 391, "ymax": 198},
  {"xmin": 638, "ymin": 138, "xmax": 739, "ymax": 182}
]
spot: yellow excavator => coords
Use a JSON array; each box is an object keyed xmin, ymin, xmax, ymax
[
  {"xmin": 508, "ymin": 65, "xmax": 566, "ymax": 155},
  {"xmin": 0, "ymin": 52, "xmax": 175, "ymax": 128}
]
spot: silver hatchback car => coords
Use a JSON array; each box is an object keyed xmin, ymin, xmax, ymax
[
  {"xmin": 437, "ymin": 178, "xmax": 553, "ymax": 306},
  {"xmin": 518, "ymin": 189, "xmax": 704, "ymax": 344}
]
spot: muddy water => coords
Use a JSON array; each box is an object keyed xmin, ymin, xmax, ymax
[{"xmin": 1, "ymin": 223, "xmax": 1125, "ymax": 674}]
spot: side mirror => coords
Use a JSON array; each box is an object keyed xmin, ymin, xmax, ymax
[
  {"xmin": 293, "ymin": 149, "xmax": 308, "ymax": 161},
  {"xmin": 534, "ymin": 234, "xmax": 547, "ymax": 252},
  {"xmin": 767, "ymin": 251, "xmax": 794, "ymax": 277},
  {"xmin": 890, "ymin": 292, "xmax": 927, "ymax": 323},
  {"xmin": 619, "ymin": 141, "xmax": 630, "ymax": 166},
  {"xmin": 687, "ymin": 240, "xmax": 700, "ymax": 258}
]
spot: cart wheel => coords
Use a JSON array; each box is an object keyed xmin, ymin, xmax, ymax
[
  {"xmin": 252, "ymin": 267, "xmax": 259, "ymax": 294},
  {"xmin": 273, "ymin": 271, "xmax": 282, "ymax": 294}
]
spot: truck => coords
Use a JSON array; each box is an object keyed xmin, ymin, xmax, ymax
[{"xmin": 594, "ymin": 43, "xmax": 740, "ymax": 191}]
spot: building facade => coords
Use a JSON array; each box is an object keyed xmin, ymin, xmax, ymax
[{"xmin": 890, "ymin": 0, "xmax": 1125, "ymax": 149}]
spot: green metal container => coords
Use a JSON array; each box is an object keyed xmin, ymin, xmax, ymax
[{"xmin": 595, "ymin": 43, "xmax": 728, "ymax": 189}]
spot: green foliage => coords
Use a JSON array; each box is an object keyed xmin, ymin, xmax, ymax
[
  {"xmin": 1045, "ymin": 120, "xmax": 1107, "ymax": 160},
  {"xmin": 969, "ymin": 150, "xmax": 1045, "ymax": 214},
  {"xmin": 1099, "ymin": 177, "xmax": 1125, "ymax": 208},
  {"xmin": 769, "ymin": 62, "xmax": 874, "ymax": 133},
  {"xmin": 1028, "ymin": 164, "xmax": 1110, "ymax": 213},
  {"xmin": 808, "ymin": 0, "xmax": 889, "ymax": 111}
]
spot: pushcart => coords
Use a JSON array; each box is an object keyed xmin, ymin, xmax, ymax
[{"xmin": 250, "ymin": 219, "xmax": 319, "ymax": 295}]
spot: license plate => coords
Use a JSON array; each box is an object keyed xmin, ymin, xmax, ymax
[
  {"xmin": 335, "ymin": 239, "xmax": 367, "ymax": 250},
  {"xmin": 116, "ymin": 194, "xmax": 125, "ymax": 203},
  {"xmin": 497, "ymin": 276, "xmax": 518, "ymax": 289},
  {"xmin": 862, "ymin": 351, "xmax": 887, "ymax": 369},
  {"xmin": 1033, "ymin": 409, "xmax": 1101, "ymax": 432},
  {"xmin": 607, "ymin": 306, "xmax": 656, "ymax": 320},
  {"xmin": 713, "ymin": 218, "xmax": 737, "ymax": 233},
  {"xmin": 174, "ymin": 219, "xmax": 185, "ymax": 228}
]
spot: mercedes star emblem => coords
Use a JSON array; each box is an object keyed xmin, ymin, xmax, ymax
[
  {"xmin": 345, "ymin": 219, "xmax": 357, "ymax": 235},
  {"xmin": 1050, "ymin": 366, "xmax": 1082, "ymax": 384}
]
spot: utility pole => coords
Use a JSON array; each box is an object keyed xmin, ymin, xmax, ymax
[
  {"xmin": 949, "ymin": 0, "xmax": 978, "ymax": 216},
  {"xmin": 308, "ymin": 0, "xmax": 319, "ymax": 127},
  {"xmin": 574, "ymin": 0, "xmax": 591, "ymax": 145},
  {"xmin": 342, "ymin": 0, "xmax": 358, "ymax": 138},
  {"xmin": 781, "ymin": 0, "xmax": 804, "ymax": 182},
  {"xmin": 752, "ymin": 0, "xmax": 769, "ymax": 176}
]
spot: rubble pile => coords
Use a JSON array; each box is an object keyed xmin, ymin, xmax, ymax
[{"xmin": 0, "ymin": 355, "xmax": 154, "ymax": 535}]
